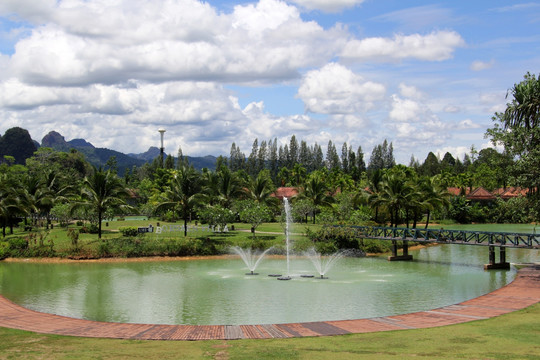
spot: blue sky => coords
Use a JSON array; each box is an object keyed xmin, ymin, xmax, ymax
[{"xmin": 0, "ymin": 0, "xmax": 539, "ymax": 164}]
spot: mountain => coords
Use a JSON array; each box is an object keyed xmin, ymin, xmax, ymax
[
  {"xmin": 0, "ymin": 127, "xmax": 37, "ymax": 165},
  {"xmin": 41, "ymin": 131, "xmax": 146, "ymax": 174},
  {"xmin": 128, "ymin": 147, "xmax": 160, "ymax": 161},
  {"xmin": 39, "ymin": 131, "xmax": 216, "ymax": 173}
]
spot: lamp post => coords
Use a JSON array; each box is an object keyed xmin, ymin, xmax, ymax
[{"xmin": 158, "ymin": 128, "xmax": 166, "ymax": 168}]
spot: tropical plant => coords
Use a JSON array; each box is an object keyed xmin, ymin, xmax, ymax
[
  {"xmin": 72, "ymin": 167, "xmax": 133, "ymax": 239},
  {"xmin": 245, "ymin": 170, "xmax": 277, "ymax": 208},
  {"xmin": 299, "ymin": 172, "xmax": 334, "ymax": 224},
  {"xmin": 155, "ymin": 164, "xmax": 204, "ymax": 236}
]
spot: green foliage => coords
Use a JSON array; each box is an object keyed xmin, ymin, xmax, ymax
[
  {"xmin": 0, "ymin": 241, "xmax": 8, "ymax": 259},
  {"xmin": 8, "ymin": 236, "xmax": 28, "ymax": 251},
  {"xmin": 448, "ymin": 196, "xmax": 472, "ymax": 223},
  {"xmin": 119, "ymin": 226, "xmax": 139, "ymax": 237},
  {"xmin": 67, "ymin": 228, "xmax": 79, "ymax": 249},
  {"xmin": 490, "ymin": 197, "xmax": 532, "ymax": 223},
  {"xmin": 50, "ymin": 203, "xmax": 71, "ymax": 227},
  {"xmin": 0, "ymin": 127, "xmax": 37, "ymax": 165},
  {"xmin": 197, "ymin": 205, "xmax": 235, "ymax": 231},
  {"xmin": 238, "ymin": 202, "xmax": 273, "ymax": 235},
  {"xmin": 307, "ymin": 225, "xmax": 360, "ymax": 250}
]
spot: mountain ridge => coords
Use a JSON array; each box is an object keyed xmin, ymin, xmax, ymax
[{"xmin": 39, "ymin": 131, "xmax": 217, "ymax": 173}]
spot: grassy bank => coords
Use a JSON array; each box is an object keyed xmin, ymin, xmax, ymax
[{"xmin": 0, "ymin": 303, "xmax": 538, "ymax": 359}]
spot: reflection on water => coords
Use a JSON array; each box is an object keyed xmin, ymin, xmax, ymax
[{"xmin": 0, "ymin": 245, "xmax": 537, "ymax": 325}]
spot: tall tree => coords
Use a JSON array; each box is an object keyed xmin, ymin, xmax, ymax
[
  {"xmin": 289, "ymin": 135, "xmax": 299, "ymax": 166},
  {"xmin": 341, "ymin": 142, "xmax": 349, "ymax": 174},
  {"xmin": 487, "ymin": 72, "xmax": 540, "ymax": 218},
  {"xmin": 73, "ymin": 168, "xmax": 132, "ymax": 239},
  {"xmin": 247, "ymin": 139, "xmax": 259, "ymax": 177},
  {"xmin": 326, "ymin": 140, "xmax": 340, "ymax": 170},
  {"xmin": 300, "ymin": 172, "xmax": 334, "ymax": 224},
  {"xmin": 156, "ymin": 164, "xmax": 203, "ymax": 236}
]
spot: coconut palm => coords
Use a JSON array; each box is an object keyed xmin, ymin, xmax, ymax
[
  {"xmin": 419, "ymin": 175, "xmax": 451, "ymax": 229},
  {"xmin": 0, "ymin": 173, "xmax": 23, "ymax": 237},
  {"xmin": 207, "ymin": 166, "xmax": 244, "ymax": 209},
  {"xmin": 375, "ymin": 169, "xmax": 416, "ymax": 227},
  {"xmin": 300, "ymin": 172, "xmax": 334, "ymax": 224},
  {"xmin": 72, "ymin": 167, "xmax": 132, "ymax": 239},
  {"xmin": 245, "ymin": 171, "xmax": 277, "ymax": 207},
  {"xmin": 156, "ymin": 164, "xmax": 204, "ymax": 236}
]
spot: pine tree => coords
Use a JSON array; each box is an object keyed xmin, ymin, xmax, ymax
[
  {"xmin": 356, "ymin": 146, "xmax": 366, "ymax": 173},
  {"xmin": 247, "ymin": 139, "xmax": 259, "ymax": 177},
  {"xmin": 341, "ymin": 142, "xmax": 349, "ymax": 173},
  {"xmin": 313, "ymin": 143, "xmax": 324, "ymax": 170},
  {"xmin": 289, "ymin": 135, "xmax": 299, "ymax": 166}
]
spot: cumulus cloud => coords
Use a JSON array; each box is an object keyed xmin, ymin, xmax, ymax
[
  {"xmin": 298, "ymin": 63, "xmax": 385, "ymax": 114},
  {"xmin": 6, "ymin": 0, "xmax": 346, "ymax": 87},
  {"xmin": 389, "ymin": 95, "xmax": 424, "ymax": 122},
  {"xmin": 457, "ymin": 119, "xmax": 481, "ymax": 129},
  {"xmin": 398, "ymin": 83, "xmax": 424, "ymax": 100},
  {"xmin": 288, "ymin": 0, "xmax": 365, "ymax": 13},
  {"xmin": 341, "ymin": 30, "xmax": 465, "ymax": 62},
  {"xmin": 470, "ymin": 59, "xmax": 495, "ymax": 71}
]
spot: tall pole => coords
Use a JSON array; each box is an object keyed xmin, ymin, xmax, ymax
[{"xmin": 158, "ymin": 128, "xmax": 166, "ymax": 168}]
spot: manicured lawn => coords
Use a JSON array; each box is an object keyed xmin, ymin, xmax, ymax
[{"xmin": 0, "ymin": 303, "xmax": 538, "ymax": 359}]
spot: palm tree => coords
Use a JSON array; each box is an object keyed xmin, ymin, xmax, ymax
[
  {"xmin": 21, "ymin": 174, "xmax": 48, "ymax": 226},
  {"xmin": 375, "ymin": 169, "xmax": 416, "ymax": 227},
  {"xmin": 366, "ymin": 169, "xmax": 385, "ymax": 223},
  {"xmin": 0, "ymin": 173, "xmax": 23, "ymax": 237},
  {"xmin": 205, "ymin": 166, "xmax": 244, "ymax": 209},
  {"xmin": 156, "ymin": 164, "xmax": 204, "ymax": 236},
  {"xmin": 246, "ymin": 171, "xmax": 277, "ymax": 207},
  {"xmin": 43, "ymin": 170, "xmax": 74, "ymax": 228},
  {"xmin": 419, "ymin": 175, "xmax": 451, "ymax": 229},
  {"xmin": 72, "ymin": 168, "xmax": 132, "ymax": 239},
  {"xmin": 300, "ymin": 172, "xmax": 334, "ymax": 224}
]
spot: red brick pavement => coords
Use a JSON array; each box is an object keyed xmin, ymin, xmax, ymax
[{"xmin": 0, "ymin": 266, "xmax": 538, "ymax": 341}]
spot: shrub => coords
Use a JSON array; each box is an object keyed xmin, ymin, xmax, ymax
[
  {"xmin": 119, "ymin": 227, "xmax": 139, "ymax": 237},
  {"xmin": 0, "ymin": 242, "xmax": 9, "ymax": 260},
  {"xmin": 8, "ymin": 237, "xmax": 28, "ymax": 251}
]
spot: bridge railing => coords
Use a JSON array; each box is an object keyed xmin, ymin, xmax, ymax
[{"xmin": 347, "ymin": 226, "xmax": 540, "ymax": 249}]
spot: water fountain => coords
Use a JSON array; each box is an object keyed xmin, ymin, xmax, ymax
[
  {"xmin": 304, "ymin": 248, "xmax": 347, "ymax": 279},
  {"xmin": 231, "ymin": 246, "xmax": 273, "ymax": 275},
  {"xmin": 277, "ymin": 197, "xmax": 293, "ymax": 280}
]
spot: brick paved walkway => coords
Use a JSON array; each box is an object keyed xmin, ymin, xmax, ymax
[{"xmin": 0, "ymin": 266, "xmax": 538, "ymax": 340}]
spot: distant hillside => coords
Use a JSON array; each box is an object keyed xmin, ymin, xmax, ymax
[
  {"xmin": 40, "ymin": 131, "xmax": 216, "ymax": 173},
  {"xmin": 41, "ymin": 131, "xmax": 146, "ymax": 175}
]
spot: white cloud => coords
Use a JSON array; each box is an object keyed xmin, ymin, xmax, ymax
[
  {"xmin": 5, "ymin": 0, "xmax": 347, "ymax": 87},
  {"xmin": 470, "ymin": 59, "xmax": 495, "ymax": 71},
  {"xmin": 457, "ymin": 119, "xmax": 481, "ymax": 129},
  {"xmin": 389, "ymin": 95, "xmax": 423, "ymax": 122},
  {"xmin": 288, "ymin": 0, "xmax": 365, "ymax": 13},
  {"xmin": 443, "ymin": 105, "xmax": 461, "ymax": 113},
  {"xmin": 398, "ymin": 83, "xmax": 424, "ymax": 100},
  {"xmin": 298, "ymin": 63, "xmax": 385, "ymax": 114},
  {"xmin": 341, "ymin": 30, "xmax": 465, "ymax": 62}
]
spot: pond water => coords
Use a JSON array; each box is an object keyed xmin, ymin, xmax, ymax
[{"xmin": 0, "ymin": 244, "xmax": 537, "ymax": 325}]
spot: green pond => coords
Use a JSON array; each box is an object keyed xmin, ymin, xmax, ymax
[{"xmin": 0, "ymin": 240, "xmax": 538, "ymax": 325}]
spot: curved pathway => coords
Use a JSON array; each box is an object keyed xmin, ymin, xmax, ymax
[{"xmin": 0, "ymin": 266, "xmax": 539, "ymax": 341}]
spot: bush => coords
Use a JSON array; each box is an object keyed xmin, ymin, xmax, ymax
[
  {"xmin": 8, "ymin": 237, "xmax": 28, "ymax": 251},
  {"xmin": 0, "ymin": 242, "xmax": 9, "ymax": 260},
  {"xmin": 119, "ymin": 227, "xmax": 139, "ymax": 237}
]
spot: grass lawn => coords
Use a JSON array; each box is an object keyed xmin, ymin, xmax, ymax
[{"xmin": 0, "ymin": 303, "xmax": 538, "ymax": 359}]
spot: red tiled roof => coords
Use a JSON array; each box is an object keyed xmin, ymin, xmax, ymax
[
  {"xmin": 466, "ymin": 187, "xmax": 496, "ymax": 201},
  {"xmin": 271, "ymin": 187, "xmax": 299, "ymax": 200}
]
